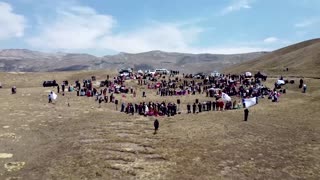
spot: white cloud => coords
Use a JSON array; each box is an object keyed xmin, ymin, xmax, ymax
[
  {"xmin": 294, "ymin": 19, "xmax": 319, "ymax": 28},
  {"xmin": 27, "ymin": 4, "xmax": 267, "ymax": 55},
  {"xmin": 26, "ymin": 5, "xmax": 203, "ymax": 53},
  {"xmin": 27, "ymin": 5, "xmax": 114, "ymax": 49},
  {"xmin": 221, "ymin": 0, "xmax": 253, "ymax": 15},
  {"xmin": 0, "ymin": 2, "xmax": 26, "ymax": 40},
  {"xmin": 98, "ymin": 22, "xmax": 205, "ymax": 53},
  {"xmin": 263, "ymin": 37, "xmax": 279, "ymax": 43}
]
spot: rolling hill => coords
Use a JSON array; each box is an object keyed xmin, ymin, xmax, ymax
[
  {"xmin": 0, "ymin": 49, "xmax": 266, "ymax": 73},
  {"xmin": 223, "ymin": 38, "xmax": 320, "ymax": 77}
]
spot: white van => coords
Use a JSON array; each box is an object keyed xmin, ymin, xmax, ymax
[
  {"xmin": 145, "ymin": 70, "xmax": 156, "ymax": 76},
  {"xmin": 155, "ymin": 68, "xmax": 170, "ymax": 75},
  {"xmin": 211, "ymin": 71, "xmax": 220, "ymax": 77}
]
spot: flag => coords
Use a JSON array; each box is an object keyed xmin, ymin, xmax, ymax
[
  {"xmin": 52, "ymin": 92, "xmax": 58, "ymax": 100},
  {"xmin": 222, "ymin": 93, "xmax": 231, "ymax": 102},
  {"xmin": 244, "ymin": 97, "xmax": 257, "ymax": 108}
]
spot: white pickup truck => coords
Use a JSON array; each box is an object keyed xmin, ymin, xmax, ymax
[
  {"xmin": 145, "ymin": 70, "xmax": 156, "ymax": 76},
  {"xmin": 211, "ymin": 71, "xmax": 220, "ymax": 77},
  {"xmin": 155, "ymin": 69, "xmax": 170, "ymax": 75}
]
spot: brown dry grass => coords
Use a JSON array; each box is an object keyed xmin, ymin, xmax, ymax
[
  {"xmin": 0, "ymin": 71, "xmax": 319, "ymax": 180},
  {"xmin": 224, "ymin": 38, "xmax": 320, "ymax": 78}
]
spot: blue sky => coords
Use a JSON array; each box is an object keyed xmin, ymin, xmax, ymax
[{"xmin": 0, "ymin": 0, "xmax": 319, "ymax": 56}]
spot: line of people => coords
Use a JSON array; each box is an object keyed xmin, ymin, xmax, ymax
[{"xmin": 120, "ymin": 101, "xmax": 178, "ymax": 117}]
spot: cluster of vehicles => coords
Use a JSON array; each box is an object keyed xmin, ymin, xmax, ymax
[
  {"xmin": 184, "ymin": 71, "xmax": 268, "ymax": 81},
  {"xmin": 43, "ymin": 80, "xmax": 58, "ymax": 87},
  {"xmin": 145, "ymin": 69, "xmax": 170, "ymax": 76},
  {"xmin": 43, "ymin": 77, "xmax": 95, "ymax": 88},
  {"xmin": 42, "ymin": 68, "xmax": 267, "ymax": 88},
  {"xmin": 118, "ymin": 68, "xmax": 171, "ymax": 78},
  {"xmin": 119, "ymin": 68, "xmax": 133, "ymax": 78},
  {"xmin": 184, "ymin": 71, "xmax": 221, "ymax": 79}
]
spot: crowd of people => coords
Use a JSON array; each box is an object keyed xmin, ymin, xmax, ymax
[
  {"xmin": 1, "ymin": 67, "xmax": 309, "ymax": 122},
  {"xmin": 37, "ymin": 69, "xmax": 309, "ymax": 120},
  {"xmin": 120, "ymin": 101, "xmax": 178, "ymax": 117}
]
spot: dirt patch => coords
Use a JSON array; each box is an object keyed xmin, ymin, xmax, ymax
[
  {"xmin": 0, "ymin": 153, "xmax": 13, "ymax": 159},
  {"xmin": 4, "ymin": 162, "xmax": 25, "ymax": 172}
]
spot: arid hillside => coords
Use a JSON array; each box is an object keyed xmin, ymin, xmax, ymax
[
  {"xmin": 0, "ymin": 49, "xmax": 266, "ymax": 73},
  {"xmin": 224, "ymin": 39, "xmax": 320, "ymax": 77},
  {"xmin": 0, "ymin": 70, "xmax": 319, "ymax": 179}
]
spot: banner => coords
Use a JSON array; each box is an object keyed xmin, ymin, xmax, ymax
[
  {"xmin": 52, "ymin": 92, "xmax": 58, "ymax": 100},
  {"xmin": 222, "ymin": 93, "xmax": 231, "ymax": 102},
  {"xmin": 277, "ymin": 80, "xmax": 285, "ymax": 85},
  {"xmin": 245, "ymin": 72, "xmax": 252, "ymax": 77},
  {"xmin": 244, "ymin": 97, "xmax": 257, "ymax": 108}
]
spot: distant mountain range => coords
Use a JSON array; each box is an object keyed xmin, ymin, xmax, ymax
[{"xmin": 0, "ymin": 49, "xmax": 267, "ymax": 73}]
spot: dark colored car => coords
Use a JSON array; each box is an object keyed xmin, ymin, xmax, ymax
[
  {"xmin": 193, "ymin": 73, "xmax": 206, "ymax": 79},
  {"xmin": 43, "ymin": 80, "xmax": 58, "ymax": 87}
]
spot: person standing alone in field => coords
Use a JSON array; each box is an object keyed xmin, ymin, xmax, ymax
[
  {"xmin": 244, "ymin": 108, "xmax": 249, "ymax": 121},
  {"xmin": 11, "ymin": 86, "xmax": 16, "ymax": 94},
  {"xmin": 303, "ymin": 84, "xmax": 307, "ymax": 93},
  {"xmin": 154, "ymin": 119, "xmax": 159, "ymax": 134}
]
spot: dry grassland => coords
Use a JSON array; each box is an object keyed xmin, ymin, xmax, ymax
[{"xmin": 0, "ymin": 71, "xmax": 319, "ymax": 180}]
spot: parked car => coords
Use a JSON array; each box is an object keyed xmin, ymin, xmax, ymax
[
  {"xmin": 254, "ymin": 72, "xmax": 267, "ymax": 81},
  {"xmin": 43, "ymin": 80, "xmax": 58, "ymax": 87},
  {"xmin": 145, "ymin": 70, "xmax": 156, "ymax": 76},
  {"xmin": 155, "ymin": 68, "xmax": 170, "ymax": 75},
  {"xmin": 193, "ymin": 73, "xmax": 205, "ymax": 79},
  {"xmin": 245, "ymin": 72, "xmax": 252, "ymax": 78},
  {"xmin": 210, "ymin": 71, "xmax": 220, "ymax": 77}
]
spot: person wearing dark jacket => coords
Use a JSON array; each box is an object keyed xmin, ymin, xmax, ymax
[
  {"xmin": 299, "ymin": 79, "xmax": 303, "ymax": 88},
  {"xmin": 154, "ymin": 119, "xmax": 159, "ymax": 134},
  {"xmin": 192, "ymin": 103, "xmax": 196, "ymax": 114},
  {"xmin": 121, "ymin": 103, "xmax": 125, "ymax": 112},
  {"xmin": 11, "ymin": 86, "xmax": 17, "ymax": 94},
  {"xmin": 207, "ymin": 101, "xmax": 211, "ymax": 111},
  {"xmin": 244, "ymin": 108, "xmax": 249, "ymax": 121},
  {"xmin": 98, "ymin": 97, "xmax": 103, "ymax": 108},
  {"xmin": 62, "ymin": 84, "xmax": 65, "ymax": 92},
  {"xmin": 212, "ymin": 101, "xmax": 216, "ymax": 111},
  {"xmin": 187, "ymin": 104, "xmax": 191, "ymax": 113}
]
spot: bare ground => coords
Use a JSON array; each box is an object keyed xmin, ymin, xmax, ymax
[{"xmin": 0, "ymin": 72, "xmax": 319, "ymax": 180}]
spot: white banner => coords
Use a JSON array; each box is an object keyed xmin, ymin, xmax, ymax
[
  {"xmin": 244, "ymin": 97, "xmax": 257, "ymax": 108},
  {"xmin": 245, "ymin": 72, "xmax": 252, "ymax": 77},
  {"xmin": 222, "ymin": 93, "xmax": 231, "ymax": 102},
  {"xmin": 52, "ymin": 92, "xmax": 58, "ymax": 100},
  {"xmin": 277, "ymin": 80, "xmax": 285, "ymax": 85}
]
